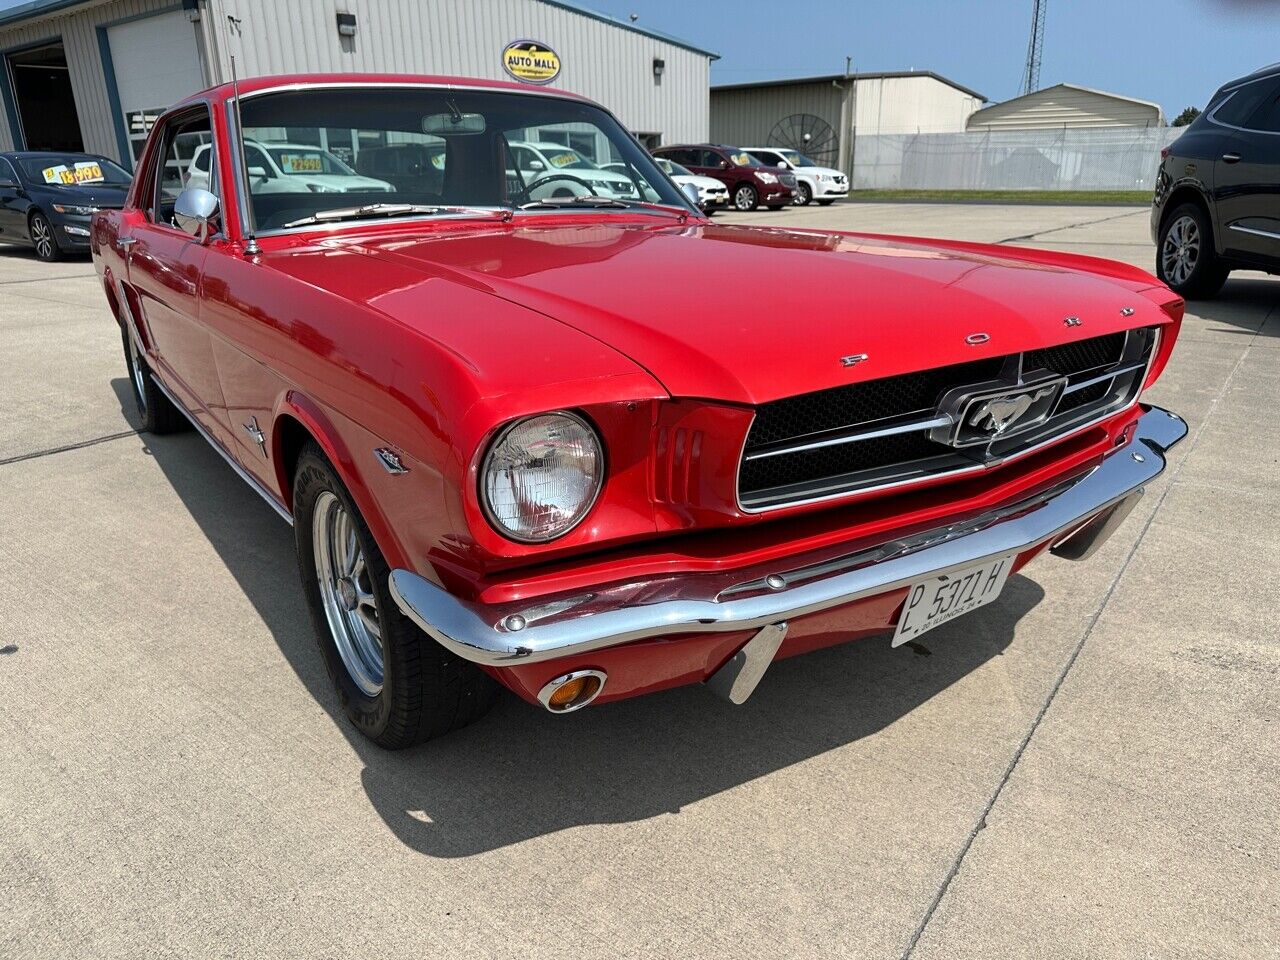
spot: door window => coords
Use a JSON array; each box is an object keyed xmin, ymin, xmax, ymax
[
  {"xmin": 0, "ymin": 157, "xmax": 17, "ymax": 185},
  {"xmin": 699, "ymin": 150, "xmax": 726, "ymax": 169},
  {"xmin": 1243, "ymin": 86, "xmax": 1280, "ymax": 133},
  {"xmin": 148, "ymin": 108, "xmax": 217, "ymax": 226}
]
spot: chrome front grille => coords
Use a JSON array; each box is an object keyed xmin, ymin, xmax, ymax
[
  {"xmin": 738, "ymin": 327, "xmax": 1158, "ymax": 512},
  {"xmin": 779, "ymin": 173, "xmax": 797, "ymax": 188}
]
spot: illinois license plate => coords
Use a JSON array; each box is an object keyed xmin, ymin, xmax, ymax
[{"xmin": 892, "ymin": 554, "xmax": 1015, "ymax": 646}]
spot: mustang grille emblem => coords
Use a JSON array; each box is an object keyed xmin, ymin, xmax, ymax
[{"xmin": 967, "ymin": 385, "xmax": 1058, "ymax": 437}]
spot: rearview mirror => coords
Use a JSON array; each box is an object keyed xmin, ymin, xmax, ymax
[
  {"xmin": 248, "ymin": 166, "xmax": 268, "ymax": 181},
  {"xmin": 777, "ymin": 160, "xmax": 791, "ymax": 169},
  {"xmin": 680, "ymin": 182, "xmax": 701, "ymax": 208},
  {"xmin": 527, "ymin": 159, "xmax": 545, "ymax": 171},
  {"xmin": 421, "ymin": 112, "xmax": 486, "ymax": 136},
  {"xmin": 174, "ymin": 187, "xmax": 219, "ymax": 243}
]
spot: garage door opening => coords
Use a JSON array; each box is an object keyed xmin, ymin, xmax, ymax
[{"xmin": 6, "ymin": 41, "xmax": 83, "ymax": 152}]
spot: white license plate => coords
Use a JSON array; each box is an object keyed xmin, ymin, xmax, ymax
[{"xmin": 892, "ymin": 554, "xmax": 1015, "ymax": 646}]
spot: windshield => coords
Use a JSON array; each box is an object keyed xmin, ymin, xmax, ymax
[
  {"xmin": 237, "ymin": 87, "xmax": 689, "ymax": 230},
  {"xmin": 265, "ymin": 146, "xmax": 356, "ymax": 176},
  {"xmin": 781, "ymin": 151, "xmax": 820, "ymax": 167},
  {"xmin": 728, "ymin": 152, "xmax": 764, "ymax": 167},
  {"xmin": 656, "ymin": 158, "xmax": 694, "ymax": 177},
  {"xmin": 19, "ymin": 155, "xmax": 131, "ymax": 187}
]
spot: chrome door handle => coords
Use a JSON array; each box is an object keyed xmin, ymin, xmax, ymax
[
  {"xmin": 116, "ymin": 236, "xmax": 137, "ymax": 248},
  {"xmin": 1222, "ymin": 153, "xmax": 1242, "ymax": 164}
]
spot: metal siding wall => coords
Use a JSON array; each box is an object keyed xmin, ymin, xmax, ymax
[
  {"xmin": 857, "ymin": 77, "xmax": 980, "ymax": 134},
  {"xmin": 710, "ymin": 81, "xmax": 843, "ymax": 147},
  {"xmin": 203, "ymin": 0, "xmax": 710, "ymax": 142},
  {"xmin": 967, "ymin": 87, "xmax": 1162, "ymax": 130},
  {"xmin": 0, "ymin": 0, "xmax": 187, "ymax": 159}
]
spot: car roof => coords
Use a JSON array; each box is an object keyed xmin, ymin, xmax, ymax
[{"xmin": 1218, "ymin": 63, "xmax": 1280, "ymax": 93}]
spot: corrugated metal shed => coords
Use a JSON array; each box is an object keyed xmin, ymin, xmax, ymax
[{"xmin": 965, "ymin": 83, "xmax": 1164, "ymax": 130}]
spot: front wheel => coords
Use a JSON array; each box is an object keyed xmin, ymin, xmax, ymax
[
  {"xmin": 294, "ymin": 444, "xmax": 497, "ymax": 748},
  {"xmin": 733, "ymin": 184, "xmax": 758, "ymax": 211},
  {"xmin": 1157, "ymin": 203, "xmax": 1229, "ymax": 298},
  {"xmin": 29, "ymin": 212, "xmax": 61, "ymax": 262},
  {"xmin": 794, "ymin": 182, "xmax": 813, "ymax": 206}
]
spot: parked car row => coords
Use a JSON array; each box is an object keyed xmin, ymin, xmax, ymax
[{"xmin": 653, "ymin": 143, "xmax": 849, "ymax": 211}]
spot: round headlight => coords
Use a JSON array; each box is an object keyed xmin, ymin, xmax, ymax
[{"xmin": 481, "ymin": 412, "xmax": 603, "ymax": 543}]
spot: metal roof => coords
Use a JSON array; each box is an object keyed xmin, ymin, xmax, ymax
[
  {"xmin": 712, "ymin": 71, "xmax": 987, "ymax": 103},
  {"xmin": 966, "ymin": 83, "xmax": 1163, "ymax": 122},
  {"xmin": 0, "ymin": 0, "xmax": 720, "ymax": 58}
]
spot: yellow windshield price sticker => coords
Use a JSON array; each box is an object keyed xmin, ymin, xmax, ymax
[
  {"xmin": 42, "ymin": 162, "xmax": 104, "ymax": 185},
  {"xmin": 549, "ymin": 153, "xmax": 578, "ymax": 168},
  {"xmin": 280, "ymin": 154, "xmax": 323, "ymax": 174},
  {"xmin": 42, "ymin": 165, "xmax": 72, "ymax": 184},
  {"xmin": 73, "ymin": 161, "xmax": 104, "ymax": 183}
]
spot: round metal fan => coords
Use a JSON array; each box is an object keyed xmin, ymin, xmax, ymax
[{"xmin": 767, "ymin": 114, "xmax": 838, "ymax": 164}]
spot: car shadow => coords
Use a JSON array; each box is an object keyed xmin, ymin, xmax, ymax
[
  {"xmin": 1186, "ymin": 275, "xmax": 1279, "ymax": 338},
  {"xmin": 114, "ymin": 377, "xmax": 1045, "ymax": 858}
]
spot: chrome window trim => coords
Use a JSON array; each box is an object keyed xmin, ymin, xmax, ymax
[
  {"xmin": 1205, "ymin": 75, "xmax": 1280, "ymax": 135},
  {"xmin": 734, "ymin": 328, "xmax": 1160, "ymax": 515}
]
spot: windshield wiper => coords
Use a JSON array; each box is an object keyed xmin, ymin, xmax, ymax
[
  {"xmin": 518, "ymin": 196, "xmax": 689, "ymax": 217},
  {"xmin": 282, "ymin": 203, "xmax": 505, "ymax": 228}
]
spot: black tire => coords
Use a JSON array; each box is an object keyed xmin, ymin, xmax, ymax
[
  {"xmin": 294, "ymin": 443, "xmax": 497, "ymax": 749},
  {"xmin": 1156, "ymin": 202, "xmax": 1229, "ymax": 299},
  {"xmin": 121, "ymin": 327, "xmax": 188, "ymax": 434},
  {"xmin": 817, "ymin": 199, "xmax": 835, "ymax": 206},
  {"xmin": 733, "ymin": 183, "xmax": 758, "ymax": 211},
  {"xmin": 795, "ymin": 182, "xmax": 813, "ymax": 206},
  {"xmin": 29, "ymin": 211, "xmax": 62, "ymax": 262}
]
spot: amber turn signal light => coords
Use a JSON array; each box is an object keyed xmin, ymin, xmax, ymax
[{"xmin": 538, "ymin": 670, "xmax": 606, "ymax": 713}]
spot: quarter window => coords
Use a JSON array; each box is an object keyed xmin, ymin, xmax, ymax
[
  {"xmin": 1213, "ymin": 78, "xmax": 1280, "ymax": 128},
  {"xmin": 1243, "ymin": 87, "xmax": 1280, "ymax": 133}
]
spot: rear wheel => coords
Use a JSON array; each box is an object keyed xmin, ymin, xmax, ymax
[
  {"xmin": 733, "ymin": 183, "xmax": 758, "ymax": 211},
  {"xmin": 121, "ymin": 327, "xmax": 188, "ymax": 433},
  {"xmin": 294, "ymin": 444, "xmax": 497, "ymax": 749},
  {"xmin": 1157, "ymin": 203, "xmax": 1228, "ymax": 298},
  {"xmin": 29, "ymin": 212, "xmax": 61, "ymax": 262}
]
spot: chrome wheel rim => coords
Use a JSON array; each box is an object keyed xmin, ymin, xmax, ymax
[
  {"xmin": 31, "ymin": 217, "xmax": 53, "ymax": 259},
  {"xmin": 127, "ymin": 335, "xmax": 147, "ymax": 412},
  {"xmin": 313, "ymin": 491, "xmax": 384, "ymax": 696},
  {"xmin": 735, "ymin": 187, "xmax": 754, "ymax": 210},
  {"xmin": 795, "ymin": 184, "xmax": 810, "ymax": 205},
  {"xmin": 1162, "ymin": 214, "xmax": 1200, "ymax": 286}
]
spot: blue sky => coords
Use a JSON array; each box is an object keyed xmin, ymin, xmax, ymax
[
  {"xmin": 590, "ymin": 0, "xmax": 1274, "ymax": 115},
  {"xmin": 1, "ymin": 0, "xmax": 1272, "ymax": 115}
]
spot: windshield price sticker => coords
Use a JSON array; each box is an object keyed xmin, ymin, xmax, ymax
[
  {"xmin": 549, "ymin": 153, "xmax": 578, "ymax": 168},
  {"xmin": 41, "ymin": 162, "xmax": 104, "ymax": 186},
  {"xmin": 279, "ymin": 154, "xmax": 323, "ymax": 174}
]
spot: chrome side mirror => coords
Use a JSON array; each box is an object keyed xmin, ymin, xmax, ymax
[
  {"xmin": 174, "ymin": 187, "xmax": 219, "ymax": 243},
  {"xmin": 680, "ymin": 182, "xmax": 701, "ymax": 208}
]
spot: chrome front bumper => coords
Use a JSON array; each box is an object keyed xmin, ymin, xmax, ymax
[{"xmin": 389, "ymin": 406, "xmax": 1187, "ymax": 668}]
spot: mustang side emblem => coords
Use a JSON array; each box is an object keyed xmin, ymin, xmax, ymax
[
  {"xmin": 968, "ymin": 385, "xmax": 1059, "ymax": 437},
  {"xmin": 1063, "ymin": 316, "xmax": 1082, "ymax": 327},
  {"xmin": 840, "ymin": 353, "xmax": 869, "ymax": 368}
]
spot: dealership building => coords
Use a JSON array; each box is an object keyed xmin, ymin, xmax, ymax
[{"xmin": 0, "ymin": 0, "xmax": 717, "ymax": 167}]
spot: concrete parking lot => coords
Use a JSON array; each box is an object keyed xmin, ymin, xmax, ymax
[{"xmin": 1, "ymin": 203, "xmax": 1276, "ymax": 958}]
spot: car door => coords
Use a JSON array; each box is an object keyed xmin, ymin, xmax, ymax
[
  {"xmin": 0, "ymin": 157, "xmax": 27, "ymax": 240},
  {"xmin": 697, "ymin": 149, "xmax": 732, "ymax": 189},
  {"xmin": 124, "ymin": 106, "xmax": 232, "ymax": 444},
  {"xmin": 1210, "ymin": 75, "xmax": 1280, "ymax": 263}
]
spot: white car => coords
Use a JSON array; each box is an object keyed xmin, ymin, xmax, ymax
[
  {"xmin": 187, "ymin": 141, "xmax": 394, "ymax": 195},
  {"xmin": 744, "ymin": 147, "xmax": 849, "ymax": 206},
  {"xmin": 607, "ymin": 158, "xmax": 728, "ymax": 213},
  {"xmin": 508, "ymin": 142, "xmax": 636, "ymax": 200}
]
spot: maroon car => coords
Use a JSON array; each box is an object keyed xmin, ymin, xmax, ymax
[{"xmin": 655, "ymin": 144, "xmax": 795, "ymax": 211}]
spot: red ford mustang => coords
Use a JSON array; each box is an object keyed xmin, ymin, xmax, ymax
[{"xmin": 92, "ymin": 74, "xmax": 1186, "ymax": 748}]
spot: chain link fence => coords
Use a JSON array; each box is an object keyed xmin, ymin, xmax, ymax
[{"xmin": 850, "ymin": 127, "xmax": 1181, "ymax": 192}]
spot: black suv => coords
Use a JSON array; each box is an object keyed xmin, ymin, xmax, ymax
[{"xmin": 1152, "ymin": 64, "xmax": 1280, "ymax": 298}]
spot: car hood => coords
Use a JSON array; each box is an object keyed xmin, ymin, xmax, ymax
[
  {"xmin": 299, "ymin": 174, "xmax": 392, "ymax": 192},
  {"xmin": 796, "ymin": 165, "xmax": 845, "ymax": 179},
  {"xmin": 675, "ymin": 175, "xmax": 727, "ymax": 191},
  {"xmin": 342, "ymin": 219, "xmax": 1168, "ymax": 405},
  {"xmin": 36, "ymin": 183, "xmax": 129, "ymax": 207}
]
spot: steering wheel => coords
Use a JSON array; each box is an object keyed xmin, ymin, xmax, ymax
[{"xmin": 523, "ymin": 172, "xmax": 599, "ymax": 199}]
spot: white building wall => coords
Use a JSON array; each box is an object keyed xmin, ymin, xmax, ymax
[
  {"xmin": 0, "ymin": 0, "xmax": 193, "ymax": 156},
  {"xmin": 856, "ymin": 76, "xmax": 983, "ymax": 135},
  {"xmin": 202, "ymin": 0, "xmax": 711, "ymax": 144}
]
